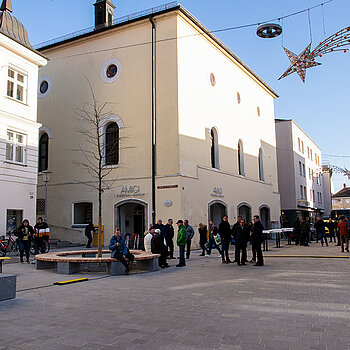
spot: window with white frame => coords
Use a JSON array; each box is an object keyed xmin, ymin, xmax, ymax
[
  {"xmin": 6, "ymin": 130, "xmax": 26, "ymax": 164},
  {"xmin": 7, "ymin": 68, "xmax": 27, "ymax": 103}
]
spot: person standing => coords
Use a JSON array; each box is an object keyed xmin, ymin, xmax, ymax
[
  {"xmin": 337, "ymin": 216, "xmax": 349, "ymax": 253},
  {"xmin": 15, "ymin": 219, "xmax": 34, "ymax": 263},
  {"xmin": 326, "ymin": 218, "xmax": 336, "ymax": 243},
  {"xmin": 293, "ymin": 217, "xmax": 301, "ymax": 246},
  {"xmin": 34, "ymin": 217, "xmax": 50, "ymax": 254},
  {"xmin": 184, "ymin": 220, "xmax": 194, "ymax": 259},
  {"xmin": 84, "ymin": 222, "xmax": 94, "ymax": 248},
  {"xmin": 314, "ymin": 217, "xmax": 328, "ymax": 247},
  {"xmin": 250, "ymin": 215, "xmax": 264, "ymax": 266},
  {"xmin": 151, "ymin": 229, "xmax": 169, "ymax": 269},
  {"xmin": 219, "ymin": 215, "xmax": 232, "ymax": 264},
  {"xmin": 207, "ymin": 220, "xmax": 222, "ymax": 257},
  {"xmin": 153, "ymin": 219, "xmax": 166, "ymax": 240},
  {"xmin": 176, "ymin": 220, "xmax": 187, "ymax": 267},
  {"xmin": 300, "ymin": 217, "xmax": 310, "ymax": 246},
  {"xmin": 144, "ymin": 229, "xmax": 153, "ymax": 253},
  {"xmin": 165, "ymin": 219, "xmax": 175, "ymax": 259},
  {"xmin": 234, "ymin": 219, "xmax": 250, "ymax": 265},
  {"xmin": 198, "ymin": 223, "xmax": 208, "ymax": 256},
  {"xmin": 109, "ymin": 228, "xmax": 135, "ymax": 275}
]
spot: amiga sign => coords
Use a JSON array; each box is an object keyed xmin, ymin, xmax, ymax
[{"xmin": 117, "ymin": 185, "xmax": 145, "ymax": 198}]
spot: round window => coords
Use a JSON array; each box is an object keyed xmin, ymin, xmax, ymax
[
  {"xmin": 237, "ymin": 92, "xmax": 241, "ymax": 104},
  {"xmin": 210, "ymin": 73, "xmax": 216, "ymax": 86},
  {"xmin": 106, "ymin": 64, "xmax": 118, "ymax": 78},
  {"xmin": 40, "ymin": 81, "xmax": 49, "ymax": 94}
]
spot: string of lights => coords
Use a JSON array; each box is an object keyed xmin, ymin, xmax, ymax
[{"xmin": 42, "ymin": 0, "xmax": 336, "ymax": 61}]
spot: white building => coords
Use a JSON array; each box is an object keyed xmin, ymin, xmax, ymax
[
  {"xmin": 275, "ymin": 119, "xmax": 325, "ymax": 223},
  {"xmin": 36, "ymin": 1, "xmax": 281, "ymax": 246},
  {"xmin": 0, "ymin": 0, "xmax": 47, "ymax": 234}
]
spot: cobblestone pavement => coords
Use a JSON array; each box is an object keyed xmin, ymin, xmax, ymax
[{"xmin": 1, "ymin": 241, "xmax": 349, "ymax": 350}]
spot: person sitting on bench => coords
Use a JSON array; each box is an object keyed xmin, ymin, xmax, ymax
[{"xmin": 109, "ymin": 228, "xmax": 135, "ymax": 275}]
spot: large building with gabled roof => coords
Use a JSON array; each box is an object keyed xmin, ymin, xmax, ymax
[{"xmin": 36, "ymin": 0, "xmax": 281, "ymax": 246}]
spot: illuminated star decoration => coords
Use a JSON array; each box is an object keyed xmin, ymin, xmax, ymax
[{"xmin": 279, "ymin": 26, "xmax": 350, "ymax": 82}]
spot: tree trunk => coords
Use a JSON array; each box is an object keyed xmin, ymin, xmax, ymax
[{"xmin": 98, "ymin": 216, "xmax": 102, "ymax": 258}]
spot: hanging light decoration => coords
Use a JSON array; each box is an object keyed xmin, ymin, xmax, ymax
[
  {"xmin": 279, "ymin": 26, "xmax": 350, "ymax": 82},
  {"xmin": 256, "ymin": 23, "xmax": 283, "ymax": 38}
]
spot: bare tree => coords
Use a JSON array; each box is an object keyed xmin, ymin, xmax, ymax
[{"xmin": 73, "ymin": 79, "xmax": 125, "ymax": 258}]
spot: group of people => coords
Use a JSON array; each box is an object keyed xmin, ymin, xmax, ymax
[
  {"xmin": 12, "ymin": 217, "xmax": 50, "ymax": 263},
  {"xmin": 292, "ymin": 215, "xmax": 349, "ymax": 252}
]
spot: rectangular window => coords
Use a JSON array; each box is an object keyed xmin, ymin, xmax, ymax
[
  {"xmin": 310, "ymin": 149, "xmax": 313, "ymax": 161},
  {"xmin": 307, "ymin": 146, "xmax": 310, "ymax": 159},
  {"xmin": 320, "ymin": 193, "xmax": 322, "ymax": 204},
  {"xmin": 309, "ymin": 168, "xmax": 312, "ymax": 180},
  {"xmin": 6, "ymin": 209, "xmax": 23, "ymax": 234},
  {"xmin": 7, "ymin": 67, "xmax": 27, "ymax": 103},
  {"xmin": 301, "ymin": 141, "xmax": 304, "ymax": 154},
  {"xmin": 304, "ymin": 187, "xmax": 307, "ymax": 200},
  {"xmin": 300, "ymin": 185, "xmax": 303, "ymax": 199},
  {"xmin": 299, "ymin": 161, "xmax": 302, "ymax": 176},
  {"xmin": 310, "ymin": 189, "xmax": 313, "ymax": 201},
  {"xmin": 312, "ymin": 190, "xmax": 315, "ymax": 202},
  {"xmin": 303, "ymin": 164, "xmax": 305, "ymax": 177},
  {"xmin": 73, "ymin": 202, "xmax": 93, "ymax": 225},
  {"xmin": 298, "ymin": 138, "xmax": 301, "ymax": 152},
  {"xmin": 312, "ymin": 170, "xmax": 314, "ymax": 182},
  {"xmin": 6, "ymin": 130, "xmax": 26, "ymax": 164}
]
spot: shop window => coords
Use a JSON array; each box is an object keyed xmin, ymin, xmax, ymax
[
  {"xmin": 73, "ymin": 202, "xmax": 93, "ymax": 226},
  {"xmin": 6, "ymin": 210, "xmax": 23, "ymax": 234}
]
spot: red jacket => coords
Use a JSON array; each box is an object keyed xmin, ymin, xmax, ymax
[{"xmin": 337, "ymin": 221, "xmax": 349, "ymax": 235}]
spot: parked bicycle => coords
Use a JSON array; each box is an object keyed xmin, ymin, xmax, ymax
[
  {"xmin": 0, "ymin": 240, "xmax": 7, "ymax": 257},
  {"xmin": 4, "ymin": 230, "xmax": 19, "ymax": 254},
  {"xmin": 30, "ymin": 239, "xmax": 50, "ymax": 255}
]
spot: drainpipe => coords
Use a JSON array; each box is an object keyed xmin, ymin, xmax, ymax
[{"xmin": 149, "ymin": 16, "xmax": 156, "ymax": 226}]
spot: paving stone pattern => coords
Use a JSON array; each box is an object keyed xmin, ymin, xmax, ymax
[{"xmin": 0, "ymin": 242, "xmax": 349, "ymax": 350}]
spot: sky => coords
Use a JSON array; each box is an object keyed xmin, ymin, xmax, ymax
[{"xmin": 10, "ymin": 0, "xmax": 350, "ymax": 192}]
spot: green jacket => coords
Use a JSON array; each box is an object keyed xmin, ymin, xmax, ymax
[
  {"xmin": 300, "ymin": 221, "xmax": 310, "ymax": 234},
  {"xmin": 177, "ymin": 225, "xmax": 187, "ymax": 246}
]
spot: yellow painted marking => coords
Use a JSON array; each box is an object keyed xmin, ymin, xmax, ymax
[
  {"xmin": 54, "ymin": 278, "xmax": 88, "ymax": 285},
  {"xmin": 0, "ymin": 257, "xmax": 11, "ymax": 260},
  {"xmin": 264, "ymin": 255, "xmax": 349, "ymax": 259}
]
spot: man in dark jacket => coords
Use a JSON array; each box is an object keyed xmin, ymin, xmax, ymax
[
  {"xmin": 315, "ymin": 217, "xmax": 328, "ymax": 246},
  {"xmin": 293, "ymin": 217, "xmax": 301, "ymax": 246},
  {"xmin": 250, "ymin": 215, "xmax": 264, "ymax": 266},
  {"xmin": 300, "ymin": 217, "xmax": 310, "ymax": 246},
  {"xmin": 207, "ymin": 220, "xmax": 222, "ymax": 256},
  {"xmin": 84, "ymin": 222, "xmax": 94, "ymax": 248},
  {"xmin": 164, "ymin": 219, "xmax": 175, "ymax": 259},
  {"xmin": 219, "ymin": 215, "xmax": 232, "ymax": 264},
  {"xmin": 152, "ymin": 219, "xmax": 166, "ymax": 240},
  {"xmin": 326, "ymin": 218, "xmax": 336, "ymax": 243},
  {"xmin": 234, "ymin": 219, "xmax": 250, "ymax": 265},
  {"xmin": 109, "ymin": 228, "xmax": 134, "ymax": 275},
  {"xmin": 184, "ymin": 220, "xmax": 195, "ymax": 259},
  {"xmin": 151, "ymin": 229, "xmax": 169, "ymax": 269},
  {"xmin": 34, "ymin": 217, "xmax": 50, "ymax": 254}
]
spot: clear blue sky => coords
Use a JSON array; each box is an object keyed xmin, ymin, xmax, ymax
[{"xmin": 11, "ymin": 0, "xmax": 350, "ymax": 192}]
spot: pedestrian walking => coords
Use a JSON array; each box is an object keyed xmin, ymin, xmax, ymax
[
  {"xmin": 165, "ymin": 219, "xmax": 176, "ymax": 259},
  {"xmin": 337, "ymin": 216, "xmax": 349, "ymax": 253},
  {"xmin": 84, "ymin": 222, "xmax": 94, "ymax": 248},
  {"xmin": 219, "ymin": 215, "xmax": 232, "ymax": 264},
  {"xmin": 34, "ymin": 217, "xmax": 50, "ymax": 254},
  {"xmin": 207, "ymin": 220, "xmax": 222, "ymax": 257},
  {"xmin": 300, "ymin": 217, "xmax": 310, "ymax": 246},
  {"xmin": 326, "ymin": 218, "xmax": 336, "ymax": 243},
  {"xmin": 151, "ymin": 229, "xmax": 169, "ymax": 269},
  {"xmin": 198, "ymin": 223, "xmax": 208, "ymax": 256},
  {"xmin": 109, "ymin": 228, "xmax": 135, "ymax": 275},
  {"xmin": 314, "ymin": 217, "xmax": 328, "ymax": 247},
  {"xmin": 234, "ymin": 219, "xmax": 250, "ymax": 265},
  {"xmin": 250, "ymin": 215, "xmax": 264, "ymax": 266},
  {"xmin": 15, "ymin": 219, "xmax": 34, "ymax": 263},
  {"xmin": 293, "ymin": 217, "xmax": 301, "ymax": 245},
  {"xmin": 144, "ymin": 229, "xmax": 153, "ymax": 252},
  {"xmin": 184, "ymin": 220, "xmax": 194, "ymax": 259},
  {"xmin": 176, "ymin": 220, "xmax": 187, "ymax": 267}
]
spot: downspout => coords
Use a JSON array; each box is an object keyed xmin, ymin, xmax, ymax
[{"xmin": 149, "ymin": 16, "xmax": 156, "ymax": 226}]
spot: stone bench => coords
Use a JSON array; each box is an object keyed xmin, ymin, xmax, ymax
[
  {"xmin": 0, "ymin": 257, "xmax": 11, "ymax": 274},
  {"xmin": 35, "ymin": 250, "xmax": 160, "ymax": 275}
]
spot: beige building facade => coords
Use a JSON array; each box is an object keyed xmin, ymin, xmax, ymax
[{"xmin": 36, "ymin": 2, "xmax": 281, "ymax": 246}]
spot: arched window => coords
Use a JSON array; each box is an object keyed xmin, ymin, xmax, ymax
[
  {"xmin": 258, "ymin": 147, "xmax": 264, "ymax": 181},
  {"xmin": 238, "ymin": 140, "xmax": 245, "ymax": 176},
  {"xmin": 105, "ymin": 123, "xmax": 119, "ymax": 165},
  {"xmin": 210, "ymin": 128, "xmax": 219, "ymax": 169},
  {"xmin": 38, "ymin": 133, "xmax": 49, "ymax": 172}
]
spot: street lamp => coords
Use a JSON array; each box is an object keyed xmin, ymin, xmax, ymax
[{"xmin": 41, "ymin": 170, "xmax": 52, "ymax": 223}]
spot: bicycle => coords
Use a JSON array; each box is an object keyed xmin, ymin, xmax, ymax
[
  {"xmin": 30, "ymin": 239, "xmax": 50, "ymax": 255},
  {"xmin": 4, "ymin": 230, "xmax": 19, "ymax": 254},
  {"xmin": 0, "ymin": 240, "xmax": 7, "ymax": 257}
]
